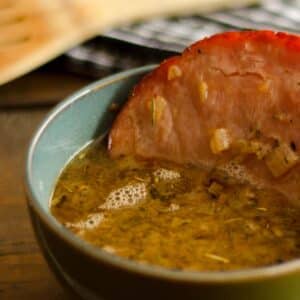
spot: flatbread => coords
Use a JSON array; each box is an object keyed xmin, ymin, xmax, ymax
[{"xmin": 0, "ymin": 0, "xmax": 258, "ymax": 85}]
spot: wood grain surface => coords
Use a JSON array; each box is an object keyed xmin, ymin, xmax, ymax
[{"xmin": 0, "ymin": 65, "xmax": 94, "ymax": 299}]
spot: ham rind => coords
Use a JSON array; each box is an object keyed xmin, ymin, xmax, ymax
[{"xmin": 108, "ymin": 31, "xmax": 300, "ymax": 203}]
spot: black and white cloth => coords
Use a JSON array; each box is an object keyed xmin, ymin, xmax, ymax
[{"xmin": 64, "ymin": 0, "xmax": 300, "ymax": 76}]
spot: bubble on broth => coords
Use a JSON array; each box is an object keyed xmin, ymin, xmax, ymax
[
  {"xmin": 100, "ymin": 182, "xmax": 147, "ymax": 210},
  {"xmin": 153, "ymin": 168, "xmax": 181, "ymax": 181},
  {"xmin": 218, "ymin": 161, "xmax": 254, "ymax": 184},
  {"xmin": 64, "ymin": 213, "xmax": 104, "ymax": 231}
]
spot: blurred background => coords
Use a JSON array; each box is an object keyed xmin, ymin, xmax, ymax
[
  {"xmin": 0, "ymin": 0, "xmax": 299, "ymax": 299},
  {"xmin": 0, "ymin": 0, "xmax": 299, "ymax": 108}
]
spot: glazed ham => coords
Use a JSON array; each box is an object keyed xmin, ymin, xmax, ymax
[{"xmin": 108, "ymin": 31, "xmax": 300, "ymax": 203}]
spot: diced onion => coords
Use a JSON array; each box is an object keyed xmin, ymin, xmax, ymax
[
  {"xmin": 149, "ymin": 96, "xmax": 167, "ymax": 126},
  {"xmin": 265, "ymin": 143, "xmax": 298, "ymax": 177},
  {"xmin": 210, "ymin": 128, "xmax": 231, "ymax": 154},
  {"xmin": 198, "ymin": 80, "xmax": 208, "ymax": 103},
  {"xmin": 167, "ymin": 65, "xmax": 182, "ymax": 80},
  {"xmin": 235, "ymin": 139, "xmax": 271, "ymax": 160}
]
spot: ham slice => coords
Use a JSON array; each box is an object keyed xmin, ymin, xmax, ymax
[{"xmin": 108, "ymin": 31, "xmax": 300, "ymax": 203}]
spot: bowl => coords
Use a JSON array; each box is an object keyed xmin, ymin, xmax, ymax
[{"xmin": 25, "ymin": 65, "xmax": 300, "ymax": 300}]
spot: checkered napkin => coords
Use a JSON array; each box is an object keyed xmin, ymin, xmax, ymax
[{"xmin": 65, "ymin": 0, "xmax": 300, "ymax": 76}]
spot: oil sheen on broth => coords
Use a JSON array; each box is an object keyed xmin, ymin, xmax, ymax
[{"xmin": 51, "ymin": 140, "xmax": 300, "ymax": 271}]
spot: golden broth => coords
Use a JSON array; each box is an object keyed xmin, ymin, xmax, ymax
[{"xmin": 51, "ymin": 140, "xmax": 300, "ymax": 271}]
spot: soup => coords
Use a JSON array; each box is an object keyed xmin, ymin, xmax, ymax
[{"xmin": 51, "ymin": 139, "xmax": 300, "ymax": 271}]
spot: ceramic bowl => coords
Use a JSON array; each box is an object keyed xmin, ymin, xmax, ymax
[{"xmin": 25, "ymin": 65, "xmax": 300, "ymax": 300}]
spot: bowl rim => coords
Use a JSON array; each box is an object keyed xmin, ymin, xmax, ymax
[{"xmin": 25, "ymin": 65, "xmax": 300, "ymax": 284}]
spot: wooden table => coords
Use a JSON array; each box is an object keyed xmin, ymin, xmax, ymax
[{"xmin": 0, "ymin": 63, "xmax": 93, "ymax": 299}]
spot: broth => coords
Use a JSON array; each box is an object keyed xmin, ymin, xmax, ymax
[{"xmin": 51, "ymin": 140, "xmax": 300, "ymax": 271}]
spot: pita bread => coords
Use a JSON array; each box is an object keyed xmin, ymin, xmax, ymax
[{"xmin": 0, "ymin": 0, "xmax": 258, "ymax": 85}]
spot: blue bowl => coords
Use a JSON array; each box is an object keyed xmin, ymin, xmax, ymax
[{"xmin": 25, "ymin": 66, "xmax": 300, "ymax": 300}]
